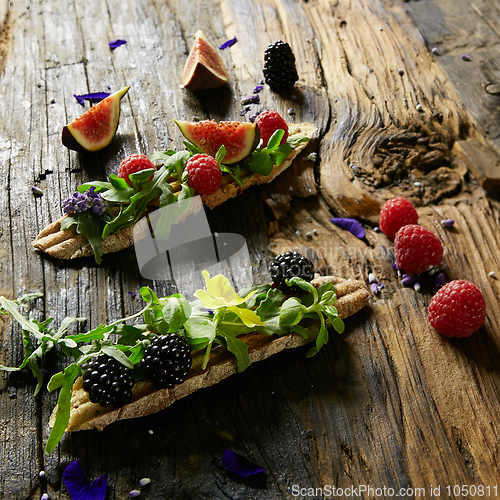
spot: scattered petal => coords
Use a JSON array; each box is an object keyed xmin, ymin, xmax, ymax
[
  {"xmin": 41, "ymin": 494, "xmax": 49, "ymax": 500},
  {"xmin": 330, "ymin": 218, "xmax": 365, "ymax": 239},
  {"xmin": 291, "ymin": 94, "xmax": 297, "ymax": 101},
  {"xmin": 377, "ymin": 282, "xmax": 385, "ymax": 290},
  {"xmin": 489, "ymin": 271, "xmax": 496, "ymax": 278},
  {"xmin": 461, "ymin": 54, "xmax": 471, "ymax": 61},
  {"xmin": 392, "ymin": 261, "xmax": 401, "ymax": 273},
  {"xmin": 240, "ymin": 106, "xmax": 251, "ymax": 116},
  {"xmin": 414, "ymin": 282, "xmax": 421, "ymax": 292},
  {"xmin": 219, "ymin": 37, "xmax": 237, "ymax": 50},
  {"xmin": 416, "ymin": 103, "xmax": 423, "ymax": 111},
  {"xmin": 440, "ymin": 219, "xmax": 455, "ymax": 228},
  {"xmin": 31, "ymin": 186, "xmax": 44, "ymax": 197},
  {"xmin": 401, "ymin": 274, "xmax": 418, "ymax": 287},
  {"xmin": 139, "ymin": 478, "xmax": 151, "ymax": 487},
  {"xmin": 398, "ymin": 68, "xmax": 404, "ymax": 75},
  {"xmin": 39, "ymin": 471, "xmax": 46, "ymax": 478},
  {"xmin": 287, "ymin": 108, "xmax": 295, "ymax": 115},
  {"xmin": 368, "ymin": 273, "xmax": 377, "ymax": 283},
  {"xmin": 433, "ymin": 272, "xmax": 446, "ymax": 291},
  {"xmin": 63, "ymin": 460, "xmax": 107, "ymax": 500},
  {"xmin": 431, "ymin": 47, "xmax": 441, "ymax": 55},
  {"xmin": 370, "ymin": 283, "xmax": 380, "ymax": 294},
  {"xmin": 109, "ymin": 39, "xmax": 127, "ymax": 50},
  {"xmin": 253, "ymin": 85, "xmax": 264, "ymax": 93},
  {"xmin": 73, "ymin": 92, "xmax": 110, "ymax": 106},
  {"xmin": 222, "ymin": 450, "xmax": 266, "ymax": 477},
  {"xmin": 128, "ymin": 291, "xmax": 136, "ymax": 299},
  {"xmin": 129, "ymin": 491, "xmax": 141, "ymax": 498},
  {"xmin": 374, "ymin": 226, "xmax": 380, "ymax": 232},
  {"xmin": 241, "ymin": 95, "xmax": 260, "ymax": 105}
]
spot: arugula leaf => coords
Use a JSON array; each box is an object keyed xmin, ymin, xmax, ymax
[
  {"xmin": 45, "ymin": 363, "xmax": 80, "ymax": 455},
  {"xmin": 279, "ymin": 297, "xmax": 304, "ymax": 326},
  {"xmin": 74, "ymin": 210, "xmax": 104, "ymax": 264},
  {"xmin": 162, "ymin": 295, "xmax": 191, "ymax": 333},
  {"xmin": 150, "ymin": 150, "xmax": 176, "ymax": 162},
  {"xmin": 248, "ymin": 151, "xmax": 274, "ymax": 176},
  {"xmin": 223, "ymin": 332, "xmax": 250, "ymax": 373},
  {"xmin": 101, "ymin": 345, "xmax": 134, "ymax": 368}
]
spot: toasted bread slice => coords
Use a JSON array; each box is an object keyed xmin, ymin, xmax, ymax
[
  {"xmin": 50, "ymin": 275, "xmax": 369, "ymax": 432},
  {"xmin": 32, "ymin": 123, "xmax": 316, "ymax": 260}
]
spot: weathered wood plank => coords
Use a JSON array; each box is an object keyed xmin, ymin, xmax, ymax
[{"xmin": 2, "ymin": 0, "xmax": 500, "ymax": 498}]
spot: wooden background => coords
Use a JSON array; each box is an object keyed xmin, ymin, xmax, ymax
[{"xmin": 1, "ymin": 0, "xmax": 500, "ymax": 498}]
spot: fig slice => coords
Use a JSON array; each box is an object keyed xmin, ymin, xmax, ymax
[
  {"xmin": 175, "ymin": 119, "xmax": 258, "ymax": 164},
  {"xmin": 182, "ymin": 30, "xmax": 229, "ymax": 90},
  {"xmin": 62, "ymin": 86, "xmax": 130, "ymax": 152}
]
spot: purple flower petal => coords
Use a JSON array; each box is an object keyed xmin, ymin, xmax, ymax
[
  {"xmin": 253, "ymin": 85, "xmax": 264, "ymax": 94},
  {"xmin": 401, "ymin": 274, "xmax": 418, "ymax": 287},
  {"xmin": 241, "ymin": 95, "xmax": 260, "ymax": 105},
  {"xmin": 222, "ymin": 450, "xmax": 265, "ymax": 477},
  {"xmin": 73, "ymin": 92, "xmax": 110, "ymax": 106},
  {"xmin": 63, "ymin": 461, "xmax": 107, "ymax": 500},
  {"xmin": 461, "ymin": 54, "xmax": 471, "ymax": 61},
  {"xmin": 219, "ymin": 37, "xmax": 237, "ymax": 50},
  {"xmin": 109, "ymin": 39, "xmax": 127, "ymax": 50},
  {"xmin": 440, "ymin": 219, "xmax": 455, "ymax": 228},
  {"xmin": 329, "ymin": 218, "xmax": 365, "ymax": 239},
  {"xmin": 370, "ymin": 283, "xmax": 379, "ymax": 294}
]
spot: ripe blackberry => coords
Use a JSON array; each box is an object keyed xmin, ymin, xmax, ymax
[
  {"xmin": 81, "ymin": 353, "xmax": 135, "ymax": 407},
  {"xmin": 263, "ymin": 41, "xmax": 299, "ymax": 91},
  {"xmin": 270, "ymin": 251, "xmax": 315, "ymax": 294},
  {"xmin": 140, "ymin": 333, "xmax": 192, "ymax": 387}
]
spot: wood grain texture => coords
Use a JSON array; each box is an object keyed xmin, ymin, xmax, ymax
[{"xmin": 1, "ymin": 0, "xmax": 500, "ymax": 498}]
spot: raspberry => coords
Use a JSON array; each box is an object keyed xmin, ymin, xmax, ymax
[
  {"xmin": 269, "ymin": 251, "xmax": 315, "ymax": 294},
  {"xmin": 379, "ymin": 197, "xmax": 418, "ymax": 239},
  {"xmin": 263, "ymin": 41, "xmax": 299, "ymax": 91},
  {"xmin": 394, "ymin": 224, "xmax": 443, "ymax": 275},
  {"xmin": 254, "ymin": 111, "xmax": 289, "ymax": 148},
  {"xmin": 185, "ymin": 154, "xmax": 222, "ymax": 195},
  {"xmin": 428, "ymin": 280, "xmax": 486, "ymax": 337},
  {"xmin": 118, "ymin": 154, "xmax": 156, "ymax": 187}
]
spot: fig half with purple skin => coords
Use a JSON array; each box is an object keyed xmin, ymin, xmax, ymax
[
  {"xmin": 62, "ymin": 86, "xmax": 130, "ymax": 152},
  {"xmin": 182, "ymin": 30, "xmax": 228, "ymax": 90},
  {"xmin": 175, "ymin": 119, "xmax": 258, "ymax": 164}
]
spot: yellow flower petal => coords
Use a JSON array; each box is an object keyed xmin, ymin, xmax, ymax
[
  {"xmin": 193, "ymin": 289, "xmax": 223, "ymax": 309},
  {"xmin": 228, "ymin": 306, "xmax": 266, "ymax": 327}
]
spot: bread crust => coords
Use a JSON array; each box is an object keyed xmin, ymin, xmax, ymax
[
  {"xmin": 50, "ymin": 275, "xmax": 369, "ymax": 432},
  {"xmin": 32, "ymin": 123, "xmax": 316, "ymax": 260}
]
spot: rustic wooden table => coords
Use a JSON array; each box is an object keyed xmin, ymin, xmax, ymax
[{"xmin": 1, "ymin": 0, "xmax": 500, "ymax": 498}]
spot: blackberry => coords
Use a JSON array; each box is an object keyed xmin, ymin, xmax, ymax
[
  {"xmin": 140, "ymin": 333, "xmax": 192, "ymax": 388},
  {"xmin": 81, "ymin": 353, "xmax": 135, "ymax": 407},
  {"xmin": 269, "ymin": 251, "xmax": 315, "ymax": 294},
  {"xmin": 263, "ymin": 41, "xmax": 299, "ymax": 91}
]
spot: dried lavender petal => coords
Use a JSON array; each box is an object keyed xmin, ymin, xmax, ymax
[
  {"xmin": 253, "ymin": 85, "xmax": 264, "ymax": 94},
  {"xmin": 440, "ymin": 219, "xmax": 455, "ymax": 228},
  {"xmin": 461, "ymin": 54, "xmax": 471, "ymax": 61},
  {"xmin": 401, "ymin": 274, "xmax": 418, "ymax": 287},
  {"xmin": 109, "ymin": 39, "xmax": 127, "ymax": 50},
  {"xmin": 73, "ymin": 92, "xmax": 110, "ymax": 106},
  {"xmin": 330, "ymin": 218, "xmax": 365, "ymax": 239},
  {"xmin": 241, "ymin": 95, "xmax": 260, "ymax": 105},
  {"xmin": 368, "ymin": 273, "xmax": 377, "ymax": 283},
  {"xmin": 31, "ymin": 186, "xmax": 44, "ymax": 197},
  {"xmin": 219, "ymin": 37, "xmax": 237, "ymax": 50},
  {"xmin": 370, "ymin": 283, "xmax": 379, "ymax": 294},
  {"xmin": 139, "ymin": 478, "xmax": 151, "ymax": 487},
  {"xmin": 129, "ymin": 490, "xmax": 141, "ymax": 498},
  {"xmin": 222, "ymin": 450, "xmax": 265, "ymax": 477}
]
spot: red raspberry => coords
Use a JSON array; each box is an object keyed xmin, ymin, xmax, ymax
[
  {"xmin": 379, "ymin": 196, "xmax": 418, "ymax": 239},
  {"xmin": 118, "ymin": 154, "xmax": 156, "ymax": 187},
  {"xmin": 185, "ymin": 154, "xmax": 222, "ymax": 195},
  {"xmin": 428, "ymin": 280, "xmax": 485, "ymax": 337},
  {"xmin": 254, "ymin": 111, "xmax": 289, "ymax": 148},
  {"xmin": 394, "ymin": 224, "xmax": 443, "ymax": 275}
]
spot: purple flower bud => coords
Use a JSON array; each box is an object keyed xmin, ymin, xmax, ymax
[
  {"xmin": 253, "ymin": 85, "xmax": 264, "ymax": 94},
  {"xmin": 461, "ymin": 54, "xmax": 471, "ymax": 61},
  {"xmin": 62, "ymin": 191, "xmax": 90, "ymax": 214},
  {"xmin": 370, "ymin": 283, "xmax": 380, "ymax": 294},
  {"xmin": 241, "ymin": 95, "xmax": 260, "ymax": 105},
  {"xmin": 401, "ymin": 274, "xmax": 418, "ymax": 287},
  {"xmin": 440, "ymin": 219, "xmax": 455, "ymax": 228},
  {"xmin": 433, "ymin": 272, "xmax": 446, "ymax": 291}
]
